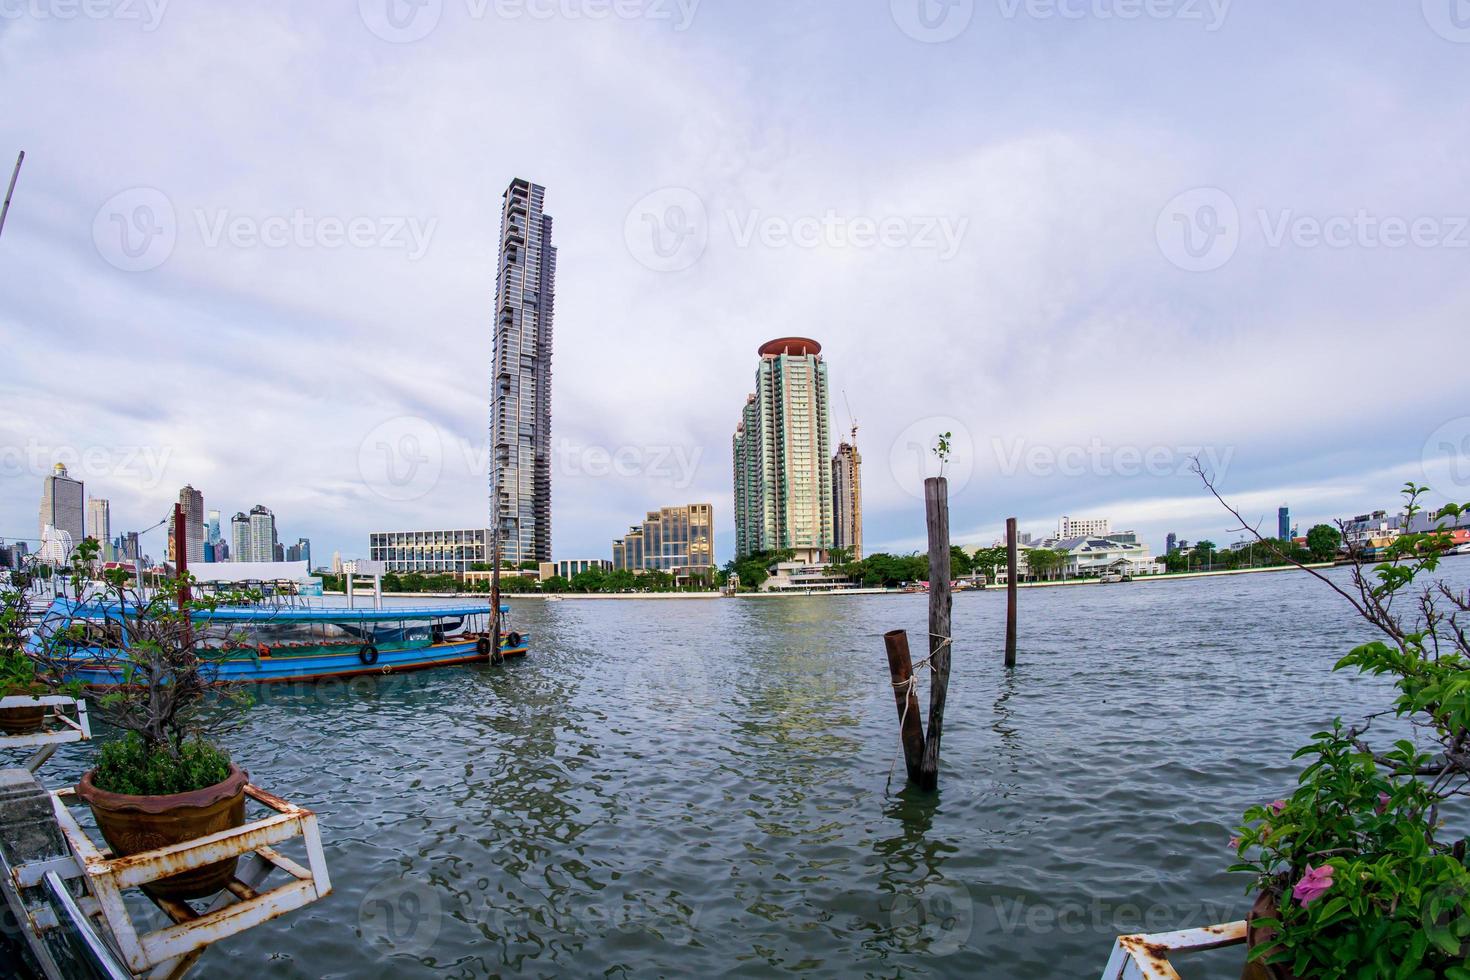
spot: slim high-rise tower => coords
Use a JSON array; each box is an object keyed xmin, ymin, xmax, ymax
[
  {"xmin": 179, "ymin": 485, "xmax": 205, "ymax": 565},
  {"xmin": 86, "ymin": 498, "xmax": 112, "ymax": 559},
  {"xmin": 733, "ymin": 338, "xmax": 834, "ymax": 563},
  {"xmin": 832, "ymin": 430, "xmax": 863, "ymax": 561},
  {"xmin": 490, "ymin": 178, "xmax": 556, "ymax": 565}
]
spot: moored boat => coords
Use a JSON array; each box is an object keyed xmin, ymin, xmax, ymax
[{"xmin": 30, "ymin": 600, "xmax": 531, "ymax": 686}]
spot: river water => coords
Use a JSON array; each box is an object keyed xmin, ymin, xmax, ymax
[{"xmin": 29, "ymin": 560, "xmax": 1470, "ymax": 978}]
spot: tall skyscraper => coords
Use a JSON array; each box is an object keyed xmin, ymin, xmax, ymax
[
  {"xmin": 86, "ymin": 498, "xmax": 112, "ymax": 559},
  {"xmin": 490, "ymin": 177, "xmax": 556, "ymax": 566},
  {"xmin": 732, "ymin": 338, "xmax": 834, "ymax": 562},
  {"xmin": 831, "ymin": 430, "xmax": 863, "ymax": 561},
  {"xmin": 231, "ymin": 512, "xmax": 251, "ymax": 562},
  {"xmin": 38, "ymin": 463, "xmax": 84, "ymax": 554},
  {"xmin": 1278, "ymin": 507, "xmax": 1291, "ymax": 541},
  {"xmin": 178, "ymin": 485, "xmax": 205, "ymax": 564},
  {"xmin": 247, "ymin": 505, "xmax": 277, "ymax": 562},
  {"xmin": 207, "ymin": 509, "xmax": 221, "ymax": 546}
]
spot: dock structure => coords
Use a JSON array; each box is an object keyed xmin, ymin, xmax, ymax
[{"xmin": 0, "ymin": 699, "xmax": 331, "ymax": 979}]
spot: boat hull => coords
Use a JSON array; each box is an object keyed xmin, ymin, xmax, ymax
[{"xmin": 62, "ymin": 635, "xmax": 532, "ymax": 687}]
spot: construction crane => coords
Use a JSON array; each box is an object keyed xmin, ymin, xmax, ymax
[
  {"xmin": 0, "ymin": 151, "xmax": 23, "ymax": 241},
  {"xmin": 841, "ymin": 389, "xmax": 859, "ymax": 447}
]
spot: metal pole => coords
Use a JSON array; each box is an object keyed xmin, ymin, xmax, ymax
[
  {"xmin": 1005, "ymin": 517, "xmax": 1018, "ymax": 669},
  {"xmin": 373, "ymin": 573, "xmax": 382, "ymax": 610},
  {"xmin": 0, "ymin": 150, "xmax": 23, "ymax": 241},
  {"xmin": 345, "ymin": 572, "xmax": 354, "ymax": 609}
]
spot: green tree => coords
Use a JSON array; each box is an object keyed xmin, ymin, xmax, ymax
[
  {"xmin": 541, "ymin": 575, "xmax": 571, "ymax": 594},
  {"xmin": 1306, "ymin": 523, "xmax": 1342, "ymax": 561}
]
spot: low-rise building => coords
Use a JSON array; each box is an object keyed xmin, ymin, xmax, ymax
[
  {"xmin": 369, "ymin": 528, "xmax": 489, "ymax": 575},
  {"xmin": 762, "ymin": 561, "xmax": 856, "ymax": 593},
  {"xmin": 538, "ymin": 559, "xmax": 612, "ymax": 581}
]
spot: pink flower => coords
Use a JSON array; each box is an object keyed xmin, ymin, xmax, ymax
[
  {"xmin": 1292, "ymin": 864, "xmax": 1335, "ymax": 907},
  {"xmin": 1267, "ymin": 800, "xmax": 1287, "ymax": 815},
  {"xmin": 1229, "ymin": 836, "xmax": 1241, "ymax": 850},
  {"xmin": 1375, "ymin": 792, "xmax": 1390, "ymax": 815}
]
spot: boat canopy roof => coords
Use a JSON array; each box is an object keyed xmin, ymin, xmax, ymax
[{"xmin": 46, "ymin": 599, "xmax": 505, "ymax": 623}]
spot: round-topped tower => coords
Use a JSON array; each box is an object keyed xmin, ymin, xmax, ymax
[{"xmin": 759, "ymin": 337, "xmax": 822, "ymax": 358}]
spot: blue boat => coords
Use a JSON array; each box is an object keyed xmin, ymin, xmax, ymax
[{"xmin": 31, "ymin": 600, "xmax": 530, "ymax": 686}]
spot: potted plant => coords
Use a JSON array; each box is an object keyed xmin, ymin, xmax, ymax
[
  {"xmin": 1217, "ymin": 485, "xmax": 1470, "ymax": 978},
  {"xmin": 33, "ymin": 538, "xmax": 260, "ymax": 901}
]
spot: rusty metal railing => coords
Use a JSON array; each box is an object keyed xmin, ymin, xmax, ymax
[{"xmin": 1101, "ymin": 921, "xmax": 1248, "ymax": 979}]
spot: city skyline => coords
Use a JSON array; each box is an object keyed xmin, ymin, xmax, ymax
[{"xmin": 1, "ymin": 6, "xmax": 1467, "ymax": 564}]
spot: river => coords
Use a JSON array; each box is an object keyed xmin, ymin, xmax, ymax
[{"xmin": 31, "ymin": 559, "xmax": 1470, "ymax": 978}]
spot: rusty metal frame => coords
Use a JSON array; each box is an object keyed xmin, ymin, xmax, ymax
[
  {"xmin": 0, "ymin": 695, "xmax": 92, "ymax": 769},
  {"xmin": 1100, "ymin": 921, "xmax": 1248, "ymax": 979},
  {"xmin": 48, "ymin": 782, "xmax": 332, "ymax": 977}
]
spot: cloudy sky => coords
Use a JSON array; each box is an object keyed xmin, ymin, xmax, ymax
[{"xmin": 1, "ymin": 1, "xmax": 1467, "ymax": 564}]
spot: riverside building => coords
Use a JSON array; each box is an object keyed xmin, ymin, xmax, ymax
[
  {"xmin": 612, "ymin": 504, "xmax": 715, "ymax": 584},
  {"xmin": 369, "ymin": 528, "xmax": 490, "ymax": 575},
  {"xmin": 732, "ymin": 338, "xmax": 834, "ymax": 563}
]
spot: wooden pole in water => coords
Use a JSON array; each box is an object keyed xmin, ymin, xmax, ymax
[
  {"xmin": 1006, "ymin": 517, "xmax": 1018, "ymax": 669},
  {"xmin": 883, "ymin": 629, "xmax": 926, "ymax": 784},
  {"xmin": 918, "ymin": 477, "xmax": 952, "ymax": 792}
]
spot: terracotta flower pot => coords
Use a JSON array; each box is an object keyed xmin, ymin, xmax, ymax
[
  {"xmin": 0, "ymin": 703, "xmax": 47, "ymax": 735},
  {"xmin": 76, "ymin": 764, "xmax": 249, "ymax": 901},
  {"xmin": 1242, "ymin": 891, "xmax": 1297, "ymax": 980}
]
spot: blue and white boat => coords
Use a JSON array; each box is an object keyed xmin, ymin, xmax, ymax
[{"xmin": 31, "ymin": 600, "xmax": 530, "ymax": 686}]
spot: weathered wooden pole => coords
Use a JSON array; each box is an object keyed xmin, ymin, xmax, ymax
[
  {"xmin": 1005, "ymin": 517, "xmax": 1018, "ymax": 669},
  {"xmin": 883, "ymin": 629, "xmax": 926, "ymax": 784},
  {"xmin": 918, "ymin": 477, "xmax": 952, "ymax": 792}
]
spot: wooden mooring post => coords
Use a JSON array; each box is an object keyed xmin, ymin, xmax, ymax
[
  {"xmin": 879, "ymin": 476, "xmax": 955, "ymax": 792},
  {"xmin": 1005, "ymin": 516, "xmax": 1018, "ymax": 669}
]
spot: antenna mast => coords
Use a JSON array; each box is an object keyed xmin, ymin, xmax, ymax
[{"xmin": 0, "ymin": 151, "xmax": 24, "ymax": 241}]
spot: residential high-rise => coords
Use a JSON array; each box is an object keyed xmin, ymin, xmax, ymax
[
  {"xmin": 732, "ymin": 338, "xmax": 834, "ymax": 563},
  {"xmin": 38, "ymin": 463, "xmax": 84, "ymax": 555},
  {"xmin": 179, "ymin": 486, "xmax": 205, "ymax": 565},
  {"xmin": 247, "ymin": 505, "xmax": 277, "ymax": 562},
  {"xmin": 1058, "ymin": 516, "xmax": 1111, "ymax": 539},
  {"xmin": 1278, "ymin": 507, "xmax": 1291, "ymax": 541},
  {"xmin": 231, "ymin": 512, "xmax": 251, "ymax": 562},
  {"xmin": 831, "ymin": 429, "xmax": 863, "ymax": 561},
  {"xmin": 86, "ymin": 498, "xmax": 111, "ymax": 559},
  {"xmin": 490, "ymin": 177, "xmax": 556, "ymax": 566},
  {"xmin": 612, "ymin": 504, "xmax": 715, "ymax": 584}
]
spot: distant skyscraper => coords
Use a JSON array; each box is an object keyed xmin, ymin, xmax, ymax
[
  {"xmin": 832, "ymin": 431, "xmax": 863, "ymax": 561},
  {"xmin": 1278, "ymin": 507, "xmax": 1291, "ymax": 541},
  {"xmin": 733, "ymin": 338, "xmax": 834, "ymax": 562},
  {"xmin": 179, "ymin": 486, "xmax": 205, "ymax": 565},
  {"xmin": 490, "ymin": 177, "xmax": 557, "ymax": 566},
  {"xmin": 86, "ymin": 498, "xmax": 111, "ymax": 559},
  {"xmin": 217, "ymin": 539, "xmax": 229, "ymax": 562},
  {"xmin": 1166, "ymin": 532, "xmax": 1179, "ymax": 554},
  {"xmin": 38, "ymin": 463, "xmax": 84, "ymax": 556},
  {"xmin": 231, "ymin": 512, "xmax": 251, "ymax": 562},
  {"xmin": 612, "ymin": 504, "xmax": 715, "ymax": 582},
  {"xmin": 295, "ymin": 538, "xmax": 311, "ymax": 569},
  {"xmin": 247, "ymin": 505, "xmax": 277, "ymax": 562},
  {"xmin": 119, "ymin": 532, "xmax": 140, "ymax": 561},
  {"xmin": 207, "ymin": 509, "xmax": 221, "ymax": 546}
]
